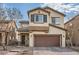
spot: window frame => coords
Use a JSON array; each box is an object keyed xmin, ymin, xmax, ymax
[
  {"xmin": 31, "ymin": 14, "xmax": 47, "ymax": 24},
  {"xmin": 34, "ymin": 14, "xmax": 44, "ymax": 23},
  {"xmin": 51, "ymin": 17, "xmax": 60, "ymax": 25}
]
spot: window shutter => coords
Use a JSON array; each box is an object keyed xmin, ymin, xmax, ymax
[
  {"xmin": 43, "ymin": 15, "xmax": 47, "ymax": 22},
  {"xmin": 31, "ymin": 14, "xmax": 34, "ymax": 22}
]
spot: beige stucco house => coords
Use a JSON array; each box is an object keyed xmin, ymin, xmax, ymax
[
  {"xmin": 65, "ymin": 15, "xmax": 79, "ymax": 46},
  {"xmin": 0, "ymin": 20, "xmax": 16, "ymax": 45},
  {"xmin": 17, "ymin": 7, "xmax": 66, "ymax": 47}
]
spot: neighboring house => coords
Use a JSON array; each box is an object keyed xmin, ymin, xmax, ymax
[
  {"xmin": 65, "ymin": 15, "xmax": 79, "ymax": 46},
  {"xmin": 17, "ymin": 7, "xmax": 66, "ymax": 47},
  {"xmin": 0, "ymin": 20, "xmax": 16, "ymax": 45}
]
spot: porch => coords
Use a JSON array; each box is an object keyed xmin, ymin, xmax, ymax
[{"xmin": 17, "ymin": 32, "xmax": 29, "ymax": 46}]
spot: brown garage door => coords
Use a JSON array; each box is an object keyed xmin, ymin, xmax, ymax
[{"xmin": 34, "ymin": 35, "xmax": 61, "ymax": 47}]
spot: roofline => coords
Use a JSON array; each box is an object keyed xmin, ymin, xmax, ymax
[
  {"xmin": 44, "ymin": 6, "xmax": 65, "ymax": 16},
  {"xmin": 27, "ymin": 7, "xmax": 50, "ymax": 15},
  {"xmin": 49, "ymin": 24, "xmax": 67, "ymax": 31},
  {"xmin": 64, "ymin": 14, "xmax": 79, "ymax": 25},
  {"xmin": 19, "ymin": 20, "xmax": 29, "ymax": 24}
]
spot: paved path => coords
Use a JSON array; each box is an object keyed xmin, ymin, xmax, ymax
[
  {"xmin": 0, "ymin": 46, "xmax": 33, "ymax": 55},
  {"xmin": 33, "ymin": 47, "xmax": 79, "ymax": 55},
  {"xmin": 0, "ymin": 46, "xmax": 79, "ymax": 55}
]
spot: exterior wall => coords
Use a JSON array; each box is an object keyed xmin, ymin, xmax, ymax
[
  {"xmin": 44, "ymin": 8, "xmax": 64, "ymax": 28},
  {"xmin": 29, "ymin": 9, "xmax": 64, "ymax": 28},
  {"xmin": 29, "ymin": 9, "xmax": 49, "ymax": 27},
  {"xmin": 16, "ymin": 31, "xmax": 29, "ymax": 46},
  {"xmin": 49, "ymin": 26, "xmax": 66, "ymax": 47},
  {"xmin": 0, "ymin": 21, "xmax": 16, "ymax": 32},
  {"xmin": 65, "ymin": 16, "xmax": 79, "ymax": 46},
  {"xmin": 20, "ymin": 23, "xmax": 29, "ymax": 28},
  {"xmin": 29, "ymin": 26, "xmax": 66, "ymax": 47},
  {"xmin": 0, "ymin": 23, "xmax": 8, "ymax": 31},
  {"xmin": 28, "ymin": 8, "xmax": 65, "ymax": 47},
  {"xmin": 8, "ymin": 21, "xmax": 16, "ymax": 31}
]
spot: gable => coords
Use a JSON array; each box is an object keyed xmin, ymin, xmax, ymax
[
  {"xmin": 28, "ymin": 9, "xmax": 50, "ymax": 16},
  {"xmin": 28, "ymin": 8, "xmax": 50, "ymax": 18},
  {"xmin": 44, "ymin": 7, "xmax": 65, "ymax": 16},
  {"xmin": 10, "ymin": 21, "xmax": 17, "ymax": 29},
  {"xmin": 28, "ymin": 7, "xmax": 50, "ymax": 14}
]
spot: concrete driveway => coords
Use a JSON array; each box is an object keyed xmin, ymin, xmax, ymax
[{"xmin": 33, "ymin": 47, "xmax": 79, "ymax": 55}]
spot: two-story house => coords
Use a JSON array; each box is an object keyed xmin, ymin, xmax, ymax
[
  {"xmin": 17, "ymin": 7, "xmax": 66, "ymax": 47},
  {"xmin": 0, "ymin": 20, "xmax": 16, "ymax": 45}
]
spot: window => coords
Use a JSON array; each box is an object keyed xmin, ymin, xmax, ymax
[
  {"xmin": 31, "ymin": 14, "xmax": 47, "ymax": 23},
  {"xmin": 51, "ymin": 17, "xmax": 60, "ymax": 25},
  {"xmin": 35, "ymin": 14, "xmax": 43, "ymax": 23}
]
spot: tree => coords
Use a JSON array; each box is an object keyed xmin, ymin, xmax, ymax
[
  {"xmin": 6, "ymin": 8, "xmax": 22, "ymax": 20},
  {"xmin": 0, "ymin": 7, "xmax": 23, "ymax": 50},
  {"xmin": 66, "ymin": 23, "xmax": 73, "ymax": 47}
]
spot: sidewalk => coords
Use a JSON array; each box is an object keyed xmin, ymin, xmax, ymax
[{"xmin": 0, "ymin": 46, "xmax": 33, "ymax": 55}]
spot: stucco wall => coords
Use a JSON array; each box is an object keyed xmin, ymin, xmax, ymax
[
  {"xmin": 29, "ymin": 9, "xmax": 49, "ymax": 27},
  {"xmin": 44, "ymin": 8, "xmax": 64, "ymax": 28},
  {"xmin": 49, "ymin": 26, "xmax": 66, "ymax": 47},
  {"xmin": 29, "ymin": 9, "xmax": 64, "ymax": 28},
  {"xmin": 28, "ymin": 8, "xmax": 65, "ymax": 47},
  {"xmin": 29, "ymin": 26, "xmax": 66, "ymax": 47},
  {"xmin": 20, "ymin": 23, "xmax": 29, "ymax": 28}
]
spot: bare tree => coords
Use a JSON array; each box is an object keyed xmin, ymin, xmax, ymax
[
  {"xmin": 0, "ymin": 7, "xmax": 22, "ymax": 50},
  {"xmin": 66, "ymin": 23, "xmax": 73, "ymax": 47}
]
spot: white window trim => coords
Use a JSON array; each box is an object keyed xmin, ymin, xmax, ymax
[
  {"xmin": 34, "ymin": 14, "xmax": 44, "ymax": 23},
  {"xmin": 51, "ymin": 17, "xmax": 60, "ymax": 25}
]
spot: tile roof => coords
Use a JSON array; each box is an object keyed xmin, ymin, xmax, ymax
[
  {"xmin": 17, "ymin": 27, "xmax": 29, "ymax": 32},
  {"xmin": 19, "ymin": 21, "xmax": 29, "ymax": 24},
  {"xmin": 0, "ymin": 20, "xmax": 13, "ymax": 23}
]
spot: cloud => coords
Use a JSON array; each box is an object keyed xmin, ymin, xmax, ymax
[
  {"xmin": 41, "ymin": 3, "xmax": 79, "ymax": 13},
  {"xmin": 40, "ymin": 3, "xmax": 79, "ymax": 22}
]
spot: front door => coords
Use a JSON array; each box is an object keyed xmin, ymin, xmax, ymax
[{"xmin": 21, "ymin": 35, "xmax": 25, "ymax": 46}]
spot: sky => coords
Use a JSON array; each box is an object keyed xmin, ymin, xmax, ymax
[{"xmin": 0, "ymin": 3, "xmax": 79, "ymax": 22}]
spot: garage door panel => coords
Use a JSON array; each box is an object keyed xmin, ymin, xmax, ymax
[{"xmin": 34, "ymin": 35, "xmax": 60, "ymax": 47}]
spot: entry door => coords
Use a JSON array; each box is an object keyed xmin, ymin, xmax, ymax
[{"xmin": 21, "ymin": 35, "xmax": 25, "ymax": 45}]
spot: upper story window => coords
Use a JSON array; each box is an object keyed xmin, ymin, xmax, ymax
[
  {"xmin": 51, "ymin": 17, "xmax": 60, "ymax": 25},
  {"xmin": 31, "ymin": 14, "xmax": 47, "ymax": 23}
]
